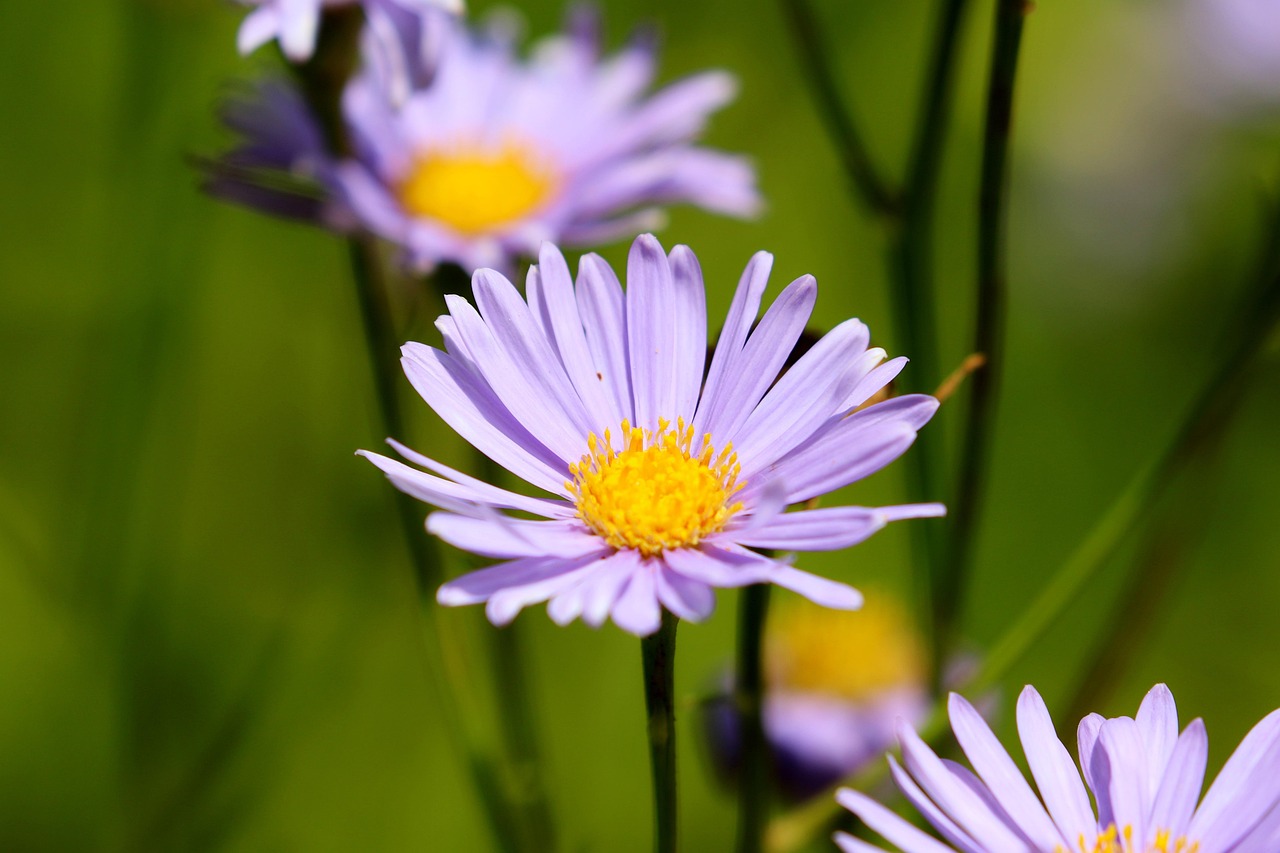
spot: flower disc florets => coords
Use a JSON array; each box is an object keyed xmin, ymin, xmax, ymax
[
  {"xmin": 568, "ymin": 418, "xmax": 743, "ymax": 556},
  {"xmin": 1060, "ymin": 825, "xmax": 1199, "ymax": 853},
  {"xmin": 399, "ymin": 142, "xmax": 559, "ymax": 235}
]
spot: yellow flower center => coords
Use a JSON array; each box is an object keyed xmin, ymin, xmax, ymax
[
  {"xmin": 398, "ymin": 142, "xmax": 558, "ymax": 235},
  {"xmin": 1056, "ymin": 825, "xmax": 1200, "ymax": 853},
  {"xmin": 567, "ymin": 418, "xmax": 744, "ymax": 556},
  {"xmin": 767, "ymin": 592, "xmax": 926, "ymax": 700}
]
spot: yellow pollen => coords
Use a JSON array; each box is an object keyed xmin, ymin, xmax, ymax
[
  {"xmin": 566, "ymin": 418, "xmax": 744, "ymax": 556},
  {"xmin": 766, "ymin": 593, "xmax": 927, "ymax": 701},
  {"xmin": 398, "ymin": 142, "xmax": 558, "ymax": 235},
  {"xmin": 1054, "ymin": 824, "xmax": 1200, "ymax": 853}
]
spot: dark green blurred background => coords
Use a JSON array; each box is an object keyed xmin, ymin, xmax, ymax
[{"xmin": 3, "ymin": 0, "xmax": 1279, "ymax": 849}]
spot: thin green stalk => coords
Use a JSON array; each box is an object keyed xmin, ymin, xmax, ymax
[
  {"xmin": 780, "ymin": 0, "xmax": 975, "ymax": 687},
  {"xmin": 487, "ymin": 623, "xmax": 556, "ymax": 852},
  {"xmin": 735, "ymin": 584, "xmax": 772, "ymax": 853},
  {"xmin": 777, "ymin": 0, "xmax": 899, "ymax": 218},
  {"xmin": 892, "ymin": 0, "xmax": 974, "ymax": 688},
  {"xmin": 348, "ymin": 238, "xmax": 520, "ymax": 853},
  {"xmin": 936, "ymin": 0, "xmax": 1028, "ymax": 672},
  {"xmin": 290, "ymin": 16, "xmax": 527, "ymax": 852},
  {"xmin": 970, "ymin": 260, "xmax": 1280, "ymax": 698},
  {"xmin": 642, "ymin": 612, "xmax": 680, "ymax": 853},
  {"xmin": 893, "ymin": 0, "xmax": 973, "ymax": 394},
  {"xmin": 1061, "ymin": 201, "xmax": 1280, "ymax": 722}
]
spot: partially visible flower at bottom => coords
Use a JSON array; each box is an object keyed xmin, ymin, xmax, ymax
[
  {"xmin": 838, "ymin": 684, "xmax": 1280, "ymax": 853},
  {"xmin": 701, "ymin": 592, "xmax": 929, "ymax": 801},
  {"xmin": 360, "ymin": 234, "xmax": 944, "ymax": 636}
]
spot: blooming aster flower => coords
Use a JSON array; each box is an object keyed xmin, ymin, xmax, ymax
[
  {"xmin": 214, "ymin": 10, "xmax": 760, "ymax": 273},
  {"xmin": 838, "ymin": 683, "xmax": 1280, "ymax": 853},
  {"xmin": 359, "ymin": 234, "xmax": 943, "ymax": 636},
  {"xmin": 702, "ymin": 593, "xmax": 930, "ymax": 800}
]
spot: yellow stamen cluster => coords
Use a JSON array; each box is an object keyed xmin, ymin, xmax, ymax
[
  {"xmin": 567, "ymin": 418, "xmax": 744, "ymax": 556},
  {"xmin": 766, "ymin": 593, "xmax": 926, "ymax": 700},
  {"xmin": 398, "ymin": 142, "xmax": 558, "ymax": 235},
  {"xmin": 1056, "ymin": 825, "xmax": 1199, "ymax": 853}
]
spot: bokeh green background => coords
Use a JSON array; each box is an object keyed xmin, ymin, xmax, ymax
[{"xmin": 3, "ymin": 0, "xmax": 1279, "ymax": 849}]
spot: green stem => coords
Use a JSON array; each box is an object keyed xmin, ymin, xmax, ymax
[
  {"xmin": 642, "ymin": 611, "xmax": 680, "ymax": 853},
  {"xmin": 1061, "ymin": 200, "xmax": 1280, "ymax": 722},
  {"xmin": 891, "ymin": 0, "xmax": 974, "ymax": 688},
  {"xmin": 735, "ymin": 584, "xmax": 772, "ymax": 853},
  {"xmin": 936, "ymin": 0, "xmax": 1028, "ymax": 673},
  {"xmin": 970, "ymin": 249, "xmax": 1280, "ymax": 697},
  {"xmin": 776, "ymin": 0, "xmax": 900, "ymax": 218},
  {"xmin": 290, "ymin": 15, "xmax": 525, "ymax": 852},
  {"xmin": 893, "ymin": 0, "xmax": 973, "ymax": 394},
  {"xmin": 488, "ymin": 623, "xmax": 556, "ymax": 852}
]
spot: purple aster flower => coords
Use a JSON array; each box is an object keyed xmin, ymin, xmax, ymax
[
  {"xmin": 1184, "ymin": 0, "xmax": 1280, "ymax": 109},
  {"xmin": 236, "ymin": 0, "xmax": 460, "ymax": 67},
  {"xmin": 838, "ymin": 684, "xmax": 1280, "ymax": 853},
  {"xmin": 216, "ymin": 10, "xmax": 761, "ymax": 273},
  {"xmin": 702, "ymin": 594, "xmax": 930, "ymax": 801},
  {"xmin": 359, "ymin": 234, "xmax": 943, "ymax": 636}
]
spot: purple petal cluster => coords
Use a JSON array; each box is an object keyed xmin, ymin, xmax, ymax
[
  {"xmin": 361, "ymin": 234, "xmax": 942, "ymax": 636},
  {"xmin": 237, "ymin": 0, "xmax": 460, "ymax": 66},
  {"xmin": 839, "ymin": 684, "xmax": 1280, "ymax": 853},
  {"xmin": 215, "ymin": 11, "xmax": 760, "ymax": 273}
]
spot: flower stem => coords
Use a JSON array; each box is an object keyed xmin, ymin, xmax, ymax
[
  {"xmin": 642, "ymin": 611, "xmax": 680, "ymax": 853},
  {"xmin": 290, "ymin": 15, "xmax": 527, "ymax": 852},
  {"xmin": 735, "ymin": 584, "xmax": 772, "ymax": 853},
  {"xmin": 777, "ymin": 0, "xmax": 899, "ymax": 218},
  {"xmin": 935, "ymin": 0, "xmax": 1029, "ymax": 674},
  {"xmin": 890, "ymin": 0, "xmax": 975, "ymax": 690},
  {"xmin": 1061, "ymin": 200, "xmax": 1280, "ymax": 722},
  {"xmin": 970, "ymin": 228, "xmax": 1280, "ymax": 696}
]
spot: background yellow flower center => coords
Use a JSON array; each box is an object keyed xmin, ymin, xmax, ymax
[
  {"xmin": 568, "ymin": 419, "xmax": 744, "ymax": 556},
  {"xmin": 398, "ymin": 143, "xmax": 557, "ymax": 235},
  {"xmin": 767, "ymin": 593, "xmax": 926, "ymax": 701}
]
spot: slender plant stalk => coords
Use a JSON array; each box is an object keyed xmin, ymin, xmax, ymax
[
  {"xmin": 290, "ymin": 14, "xmax": 534, "ymax": 852},
  {"xmin": 777, "ymin": 0, "xmax": 899, "ymax": 218},
  {"xmin": 735, "ymin": 584, "xmax": 772, "ymax": 853},
  {"xmin": 894, "ymin": 0, "xmax": 976, "ymax": 687},
  {"xmin": 642, "ymin": 611, "xmax": 680, "ymax": 853},
  {"xmin": 970, "ymin": 265, "xmax": 1280, "ymax": 697},
  {"xmin": 936, "ymin": 0, "xmax": 1028, "ymax": 673},
  {"xmin": 1061, "ymin": 201, "xmax": 1280, "ymax": 722},
  {"xmin": 777, "ymin": 0, "xmax": 975, "ymax": 686},
  {"xmin": 487, "ymin": 621, "xmax": 557, "ymax": 852}
]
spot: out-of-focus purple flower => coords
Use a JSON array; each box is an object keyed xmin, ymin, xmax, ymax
[
  {"xmin": 202, "ymin": 79, "xmax": 356, "ymax": 228},
  {"xmin": 236, "ymin": 0, "xmax": 461, "ymax": 67},
  {"xmin": 339, "ymin": 10, "xmax": 762, "ymax": 272},
  {"xmin": 216, "ymin": 10, "xmax": 761, "ymax": 273},
  {"xmin": 838, "ymin": 684, "xmax": 1280, "ymax": 853},
  {"xmin": 360, "ymin": 235, "xmax": 943, "ymax": 636},
  {"xmin": 1185, "ymin": 0, "xmax": 1280, "ymax": 108},
  {"xmin": 702, "ymin": 594, "xmax": 929, "ymax": 801}
]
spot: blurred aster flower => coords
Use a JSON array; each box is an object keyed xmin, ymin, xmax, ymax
[
  {"xmin": 838, "ymin": 684, "xmax": 1280, "ymax": 853},
  {"xmin": 213, "ymin": 10, "xmax": 760, "ymax": 273},
  {"xmin": 702, "ymin": 593, "xmax": 930, "ymax": 801},
  {"xmin": 360, "ymin": 234, "xmax": 943, "ymax": 636},
  {"xmin": 237, "ymin": 0, "xmax": 461, "ymax": 71},
  {"xmin": 1184, "ymin": 0, "xmax": 1280, "ymax": 110}
]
